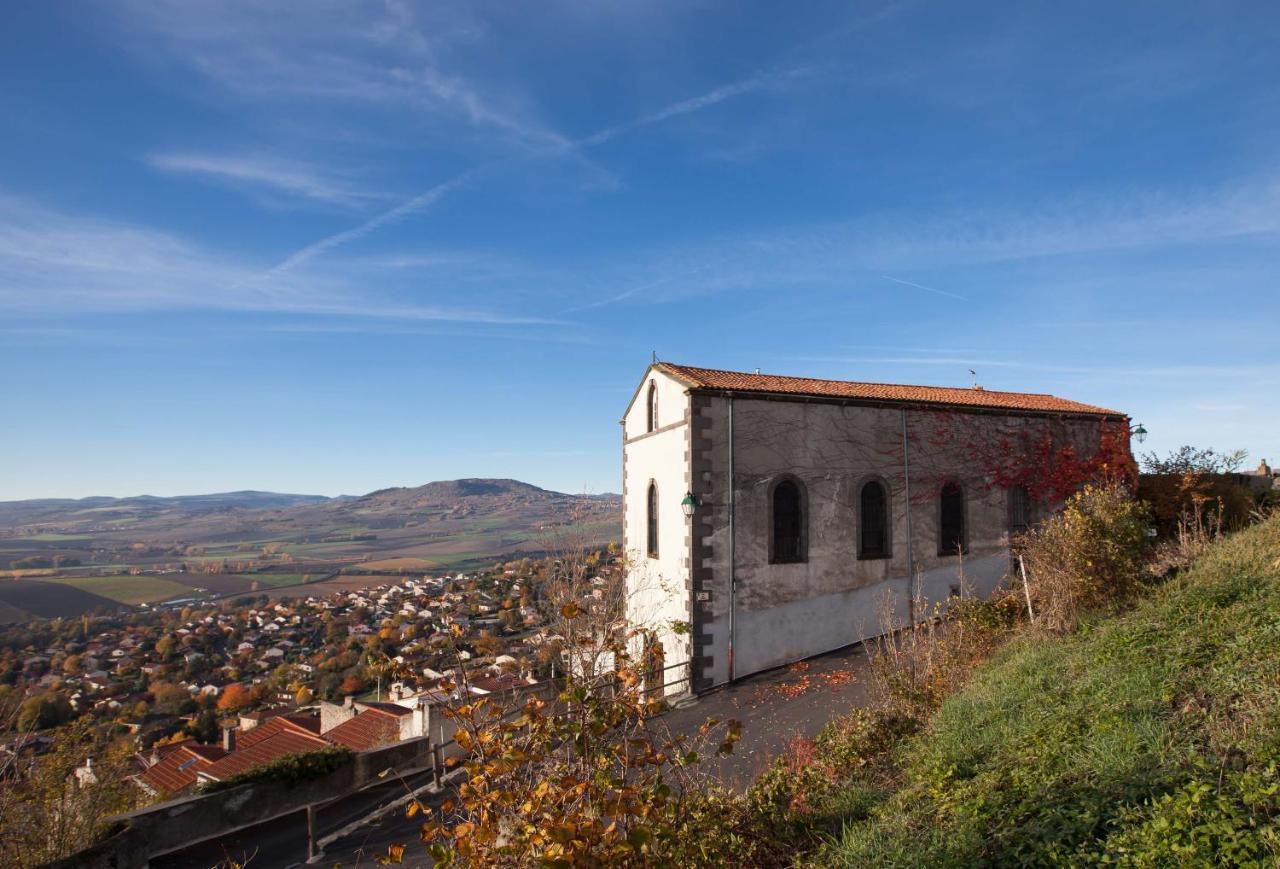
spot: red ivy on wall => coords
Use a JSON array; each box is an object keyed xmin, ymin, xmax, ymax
[{"xmin": 911, "ymin": 412, "xmax": 1136, "ymax": 505}]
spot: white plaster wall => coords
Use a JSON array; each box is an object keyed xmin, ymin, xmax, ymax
[{"xmin": 621, "ymin": 367, "xmax": 693, "ymax": 691}]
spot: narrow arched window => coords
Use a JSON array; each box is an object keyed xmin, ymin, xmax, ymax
[
  {"xmin": 646, "ymin": 482, "xmax": 659, "ymax": 557},
  {"xmin": 771, "ymin": 479, "xmax": 804, "ymax": 563},
  {"xmin": 859, "ymin": 480, "xmax": 889, "ymax": 559},
  {"xmin": 646, "ymin": 381, "xmax": 658, "ymax": 433},
  {"xmin": 1008, "ymin": 485, "xmax": 1031, "ymax": 535},
  {"xmin": 939, "ymin": 481, "xmax": 966, "ymax": 556}
]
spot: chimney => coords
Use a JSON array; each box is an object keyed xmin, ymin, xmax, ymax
[
  {"xmin": 343, "ymin": 695, "xmax": 355, "ymax": 709},
  {"xmin": 222, "ymin": 725, "xmax": 236, "ymax": 753}
]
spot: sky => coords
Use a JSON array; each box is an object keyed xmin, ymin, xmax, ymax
[{"xmin": 2, "ymin": 1, "xmax": 1278, "ymax": 500}]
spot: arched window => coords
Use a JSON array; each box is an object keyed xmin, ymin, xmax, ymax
[
  {"xmin": 646, "ymin": 381, "xmax": 658, "ymax": 433},
  {"xmin": 771, "ymin": 478, "xmax": 805, "ymax": 564},
  {"xmin": 646, "ymin": 482, "xmax": 659, "ymax": 558},
  {"xmin": 939, "ymin": 481, "xmax": 966, "ymax": 556},
  {"xmin": 1008, "ymin": 485, "xmax": 1032, "ymax": 535},
  {"xmin": 859, "ymin": 479, "xmax": 889, "ymax": 559}
]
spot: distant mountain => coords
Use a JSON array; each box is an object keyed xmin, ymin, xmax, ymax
[
  {"xmin": 0, "ymin": 479, "xmax": 621, "ymax": 615},
  {"xmin": 343, "ymin": 478, "xmax": 567, "ymax": 510},
  {"xmin": 0, "ymin": 490, "xmax": 330, "ymax": 527},
  {"xmin": 0, "ymin": 479, "xmax": 619, "ymax": 538}
]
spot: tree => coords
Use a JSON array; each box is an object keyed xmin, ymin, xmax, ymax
[
  {"xmin": 1138, "ymin": 445, "xmax": 1257, "ymax": 533},
  {"xmin": 414, "ymin": 619, "xmax": 739, "ymax": 865},
  {"xmin": 216, "ymin": 683, "xmax": 251, "ymax": 712},
  {"xmin": 155, "ymin": 635, "xmax": 176, "ymax": 660},
  {"xmin": 187, "ymin": 708, "xmax": 219, "ymax": 744},
  {"xmin": 1140, "ymin": 445, "xmax": 1248, "ymax": 475},
  {"xmin": 0, "ymin": 718, "xmax": 144, "ymax": 868},
  {"xmin": 149, "ymin": 680, "xmax": 189, "ymax": 714},
  {"xmin": 339, "ymin": 674, "xmax": 367, "ymax": 696},
  {"xmin": 16, "ymin": 694, "xmax": 72, "ymax": 733}
]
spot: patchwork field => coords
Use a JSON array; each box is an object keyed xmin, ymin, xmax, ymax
[{"xmin": 0, "ymin": 478, "xmax": 620, "ymax": 620}]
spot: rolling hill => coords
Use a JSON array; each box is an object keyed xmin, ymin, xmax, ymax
[{"xmin": 0, "ymin": 479, "xmax": 621, "ymax": 620}]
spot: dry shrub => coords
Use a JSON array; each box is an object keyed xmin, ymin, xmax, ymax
[
  {"xmin": 866, "ymin": 582, "xmax": 1020, "ymax": 720},
  {"xmin": 1148, "ymin": 498, "xmax": 1224, "ymax": 577},
  {"xmin": 1018, "ymin": 482, "xmax": 1151, "ymax": 634}
]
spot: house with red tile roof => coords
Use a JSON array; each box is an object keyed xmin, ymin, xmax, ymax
[
  {"xmin": 135, "ymin": 739, "xmax": 226, "ymax": 797},
  {"xmin": 622, "ymin": 362, "xmax": 1131, "ymax": 695},
  {"xmin": 323, "ymin": 703, "xmax": 410, "ymax": 752}
]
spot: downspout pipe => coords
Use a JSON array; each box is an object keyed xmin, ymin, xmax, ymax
[
  {"xmin": 727, "ymin": 392, "xmax": 736, "ymax": 684},
  {"xmin": 901, "ymin": 408, "xmax": 915, "ymax": 628}
]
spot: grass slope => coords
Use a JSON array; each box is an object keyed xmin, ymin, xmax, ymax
[{"xmin": 825, "ymin": 516, "xmax": 1280, "ymax": 866}]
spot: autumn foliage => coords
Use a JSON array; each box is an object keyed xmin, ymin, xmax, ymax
[
  {"xmin": 405, "ymin": 619, "xmax": 739, "ymax": 866},
  {"xmin": 216, "ymin": 683, "xmax": 251, "ymax": 711},
  {"xmin": 916, "ymin": 412, "xmax": 1136, "ymax": 505}
]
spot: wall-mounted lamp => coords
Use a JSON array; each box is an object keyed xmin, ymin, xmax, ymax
[
  {"xmin": 680, "ymin": 492, "xmax": 698, "ymax": 518},
  {"xmin": 1131, "ymin": 423, "xmax": 1148, "ymax": 444}
]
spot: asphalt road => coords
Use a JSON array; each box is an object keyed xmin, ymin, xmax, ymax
[{"xmin": 156, "ymin": 642, "xmax": 873, "ymax": 868}]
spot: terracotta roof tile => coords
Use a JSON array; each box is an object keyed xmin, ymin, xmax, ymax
[
  {"xmin": 324, "ymin": 708, "xmax": 403, "ymax": 752},
  {"xmin": 202, "ymin": 729, "xmax": 329, "ymax": 781},
  {"xmin": 356, "ymin": 701, "xmax": 413, "ymax": 717},
  {"xmin": 656, "ymin": 363, "xmax": 1124, "ymax": 417},
  {"xmin": 137, "ymin": 740, "xmax": 224, "ymax": 795},
  {"xmin": 235, "ymin": 713, "xmax": 321, "ymax": 752}
]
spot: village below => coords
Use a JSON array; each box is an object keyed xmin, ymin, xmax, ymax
[
  {"xmin": 4, "ymin": 3, "xmax": 1278, "ymax": 866},
  {"xmin": 3, "ymin": 434, "xmax": 1280, "ymax": 866}
]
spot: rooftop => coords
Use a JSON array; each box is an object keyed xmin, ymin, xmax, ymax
[{"xmin": 656, "ymin": 362, "xmax": 1124, "ymax": 417}]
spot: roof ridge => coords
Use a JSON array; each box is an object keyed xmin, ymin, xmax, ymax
[
  {"xmin": 659, "ymin": 362, "xmax": 1059, "ymax": 398},
  {"xmin": 652, "ymin": 361, "xmax": 1122, "ymax": 416}
]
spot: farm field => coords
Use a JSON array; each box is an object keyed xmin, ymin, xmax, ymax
[
  {"xmin": 355, "ymin": 557, "xmax": 442, "ymax": 572},
  {"xmin": 0, "ymin": 579, "xmax": 123, "ymax": 622},
  {"xmin": 46, "ymin": 575, "xmax": 195, "ymax": 605},
  {"xmin": 0, "ymin": 478, "xmax": 620, "ymax": 618}
]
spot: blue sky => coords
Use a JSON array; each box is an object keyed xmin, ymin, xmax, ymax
[{"xmin": 2, "ymin": 1, "xmax": 1278, "ymax": 500}]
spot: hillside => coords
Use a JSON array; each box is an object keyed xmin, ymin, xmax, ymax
[
  {"xmin": 816, "ymin": 515, "xmax": 1280, "ymax": 864},
  {"xmin": 0, "ymin": 490, "xmax": 331, "ymax": 527},
  {"xmin": 0, "ymin": 479, "xmax": 620, "ymax": 620}
]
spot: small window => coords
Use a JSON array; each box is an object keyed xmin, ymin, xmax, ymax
[
  {"xmin": 646, "ymin": 482, "xmax": 659, "ymax": 557},
  {"xmin": 646, "ymin": 381, "xmax": 658, "ymax": 433},
  {"xmin": 859, "ymin": 480, "xmax": 889, "ymax": 559},
  {"xmin": 1008, "ymin": 485, "xmax": 1032, "ymax": 535},
  {"xmin": 771, "ymin": 479, "xmax": 805, "ymax": 563},
  {"xmin": 939, "ymin": 481, "xmax": 966, "ymax": 556}
]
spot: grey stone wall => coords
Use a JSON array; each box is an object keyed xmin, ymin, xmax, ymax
[{"xmin": 690, "ymin": 395, "xmax": 1115, "ymax": 683}]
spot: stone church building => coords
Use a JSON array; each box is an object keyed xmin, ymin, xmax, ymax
[{"xmin": 621, "ymin": 362, "xmax": 1130, "ymax": 696}]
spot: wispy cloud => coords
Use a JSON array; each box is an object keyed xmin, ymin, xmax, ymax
[
  {"xmin": 252, "ymin": 65, "xmax": 814, "ymax": 280},
  {"xmin": 115, "ymin": 0, "xmax": 572, "ymax": 153},
  {"xmin": 577, "ymin": 66, "xmax": 815, "ymax": 148},
  {"xmin": 879, "ymin": 275, "xmax": 968, "ymax": 301},
  {"xmin": 147, "ymin": 152, "xmax": 385, "ymax": 207},
  {"xmin": 250, "ymin": 171, "xmax": 478, "ymax": 280},
  {"xmin": 569, "ymin": 175, "xmax": 1280, "ymax": 309},
  {"xmin": 0, "ymin": 192, "xmax": 554, "ymax": 325}
]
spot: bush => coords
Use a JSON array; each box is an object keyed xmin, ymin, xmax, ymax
[
  {"xmin": 865, "ymin": 591, "xmax": 1022, "ymax": 720},
  {"xmin": 1019, "ymin": 482, "xmax": 1151, "ymax": 633},
  {"xmin": 198, "ymin": 747, "xmax": 352, "ymax": 793}
]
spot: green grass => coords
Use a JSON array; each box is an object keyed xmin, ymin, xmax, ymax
[
  {"xmin": 813, "ymin": 516, "xmax": 1280, "ymax": 866},
  {"xmin": 12, "ymin": 533, "xmax": 92, "ymax": 542},
  {"xmin": 45, "ymin": 575, "xmax": 195, "ymax": 605}
]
